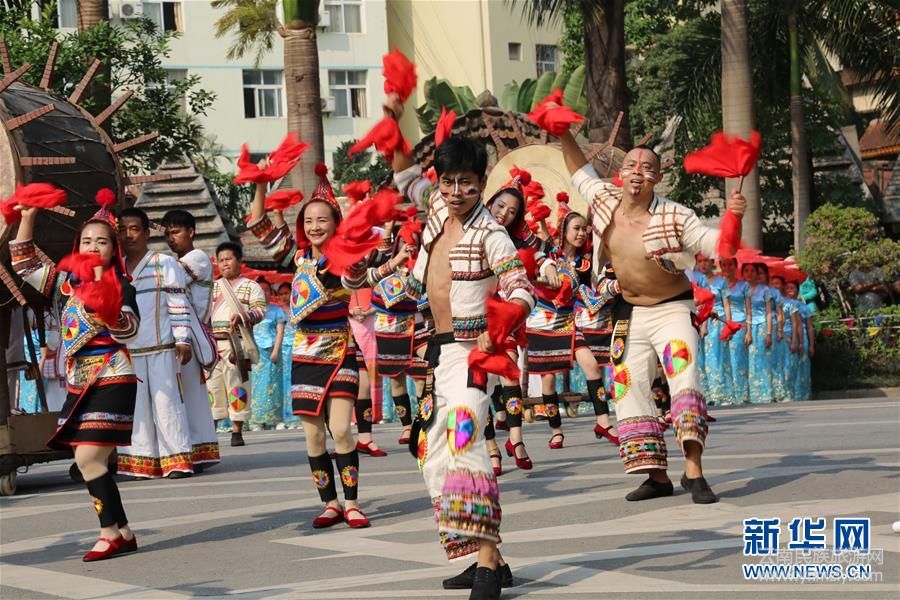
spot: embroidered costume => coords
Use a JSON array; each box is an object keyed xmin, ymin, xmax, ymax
[
  {"xmin": 748, "ymin": 283, "xmax": 774, "ymax": 403},
  {"xmin": 704, "ymin": 276, "xmax": 732, "ymax": 405},
  {"xmin": 724, "ymin": 279, "xmax": 751, "ymax": 404},
  {"xmin": 251, "ymin": 302, "xmax": 288, "ymax": 427}
]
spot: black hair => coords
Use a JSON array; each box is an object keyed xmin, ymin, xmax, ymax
[
  {"xmin": 433, "ymin": 136, "xmax": 488, "ymax": 179},
  {"xmin": 119, "ymin": 207, "xmax": 150, "ymax": 231},
  {"xmin": 486, "ymin": 187, "xmax": 526, "ymax": 237},
  {"xmin": 216, "ymin": 241, "xmax": 243, "ymax": 261},
  {"xmin": 161, "ymin": 209, "xmax": 196, "ymax": 230},
  {"xmin": 630, "ymin": 144, "xmax": 662, "ymax": 170}
]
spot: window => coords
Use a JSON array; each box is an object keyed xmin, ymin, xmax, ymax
[
  {"xmin": 242, "ymin": 70, "xmax": 284, "ymax": 119},
  {"xmin": 324, "ymin": 0, "xmax": 362, "ymax": 33},
  {"xmin": 508, "ymin": 42, "xmax": 522, "ymax": 62},
  {"xmin": 328, "ymin": 71, "xmax": 367, "ymax": 118},
  {"xmin": 144, "ymin": 1, "xmax": 183, "ymax": 33},
  {"xmin": 146, "ymin": 69, "xmax": 188, "ymax": 112},
  {"xmin": 38, "ymin": 0, "xmax": 78, "ymax": 28},
  {"xmin": 536, "ymin": 44, "xmax": 558, "ymax": 76}
]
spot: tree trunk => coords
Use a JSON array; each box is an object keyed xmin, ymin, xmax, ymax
[
  {"xmin": 281, "ymin": 22, "xmax": 324, "ymax": 195},
  {"xmin": 583, "ymin": 1, "xmax": 632, "ymax": 147},
  {"xmin": 720, "ymin": 0, "xmax": 762, "ymax": 249},
  {"xmin": 789, "ymin": 12, "xmax": 811, "ymax": 252},
  {"xmin": 76, "ymin": 0, "xmax": 109, "ymax": 32}
]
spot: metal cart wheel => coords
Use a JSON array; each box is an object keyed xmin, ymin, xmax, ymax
[{"xmin": 0, "ymin": 470, "xmax": 17, "ymax": 496}]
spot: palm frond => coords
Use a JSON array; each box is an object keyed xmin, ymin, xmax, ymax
[
  {"xmin": 505, "ymin": 0, "xmax": 600, "ymax": 27},
  {"xmin": 212, "ymin": 0, "xmax": 281, "ymax": 66}
]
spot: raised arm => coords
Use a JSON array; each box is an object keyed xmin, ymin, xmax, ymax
[{"xmin": 11, "ymin": 207, "xmax": 58, "ymax": 298}]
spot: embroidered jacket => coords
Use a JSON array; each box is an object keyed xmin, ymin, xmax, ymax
[
  {"xmin": 128, "ymin": 250, "xmax": 193, "ymax": 354},
  {"xmin": 395, "ymin": 166, "xmax": 535, "ymax": 341},
  {"xmin": 210, "ymin": 277, "xmax": 267, "ymax": 335},
  {"xmin": 572, "ymin": 164, "xmax": 719, "ymax": 274},
  {"xmin": 11, "ymin": 240, "xmax": 140, "ymax": 390}
]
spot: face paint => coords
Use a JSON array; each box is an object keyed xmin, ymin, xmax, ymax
[{"xmin": 636, "ymin": 149, "xmax": 658, "ymax": 182}]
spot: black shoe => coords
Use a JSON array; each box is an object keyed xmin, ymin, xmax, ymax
[
  {"xmin": 193, "ymin": 463, "xmax": 205, "ymax": 474},
  {"xmin": 230, "ymin": 432, "xmax": 245, "ymax": 447},
  {"xmin": 469, "ymin": 566, "xmax": 501, "ymax": 600},
  {"xmin": 443, "ymin": 562, "xmax": 514, "ymax": 589},
  {"xmin": 625, "ymin": 477, "xmax": 674, "ymax": 501},
  {"xmin": 681, "ymin": 474, "xmax": 718, "ymax": 504},
  {"xmin": 166, "ymin": 470, "xmax": 192, "ymax": 479}
]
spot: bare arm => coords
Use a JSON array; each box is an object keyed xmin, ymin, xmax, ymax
[
  {"xmin": 765, "ymin": 295, "xmax": 773, "ymax": 347},
  {"xmin": 249, "ymin": 181, "xmax": 266, "ymax": 222},
  {"xmin": 776, "ymin": 303, "xmax": 785, "ymax": 341},
  {"xmin": 558, "ymin": 130, "xmax": 589, "ymax": 176},
  {"xmin": 744, "ymin": 294, "xmax": 752, "ymax": 345},
  {"xmin": 723, "ymin": 297, "xmax": 733, "ymax": 322},
  {"xmin": 272, "ymin": 321, "xmax": 285, "ymax": 359},
  {"xmin": 385, "ymin": 93, "xmax": 415, "ymax": 173}
]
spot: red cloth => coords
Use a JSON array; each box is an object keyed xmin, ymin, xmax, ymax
[
  {"xmin": 382, "ymin": 48, "xmax": 417, "ymax": 102},
  {"xmin": 342, "ymin": 180, "xmax": 371, "ymax": 205},
  {"xmin": 323, "ymin": 189, "xmax": 402, "ymax": 275},
  {"xmin": 434, "ymin": 107, "xmax": 456, "ymax": 147},
  {"xmin": 719, "ymin": 319, "xmax": 746, "ymax": 342},
  {"xmin": 468, "ymin": 298, "xmax": 529, "ymax": 386},
  {"xmin": 717, "ymin": 209, "xmax": 742, "ymax": 259},
  {"xmin": 551, "ymin": 277, "xmax": 573, "ymax": 309},
  {"xmin": 1, "ymin": 182, "xmax": 67, "ymax": 225},
  {"xmin": 58, "ymin": 253, "xmax": 123, "ymax": 325},
  {"xmin": 517, "ymin": 247, "xmax": 538, "ymax": 280},
  {"xmin": 527, "ymin": 89, "xmax": 585, "ymax": 137},
  {"xmin": 527, "ymin": 198, "xmax": 551, "ymax": 222},
  {"xmin": 264, "ymin": 190, "xmax": 302, "ymax": 212},
  {"xmin": 684, "ymin": 130, "xmax": 761, "ymax": 178},
  {"xmin": 693, "ymin": 284, "xmax": 715, "ymax": 325},
  {"xmin": 349, "ymin": 118, "xmax": 411, "ymax": 162},
  {"xmin": 350, "ymin": 288, "xmax": 372, "ymax": 311},
  {"xmin": 234, "ymin": 134, "xmax": 309, "ymax": 184}
]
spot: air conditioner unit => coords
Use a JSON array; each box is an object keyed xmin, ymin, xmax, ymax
[
  {"xmin": 321, "ymin": 96, "xmax": 336, "ymax": 113},
  {"xmin": 120, "ymin": 0, "xmax": 144, "ymax": 19},
  {"xmin": 317, "ymin": 10, "xmax": 331, "ymax": 29}
]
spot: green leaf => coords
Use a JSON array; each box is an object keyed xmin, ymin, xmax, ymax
[
  {"xmin": 517, "ymin": 78, "xmax": 537, "ymax": 113},
  {"xmin": 531, "ymin": 71, "xmax": 557, "ymax": 110},
  {"xmin": 551, "ymin": 70, "xmax": 571, "ymax": 93},
  {"xmin": 563, "ymin": 65, "xmax": 585, "ymax": 111},
  {"xmin": 501, "ymin": 80, "xmax": 520, "ymax": 111}
]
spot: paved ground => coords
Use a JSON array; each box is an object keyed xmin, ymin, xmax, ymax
[{"xmin": 1, "ymin": 396, "xmax": 898, "ymax": 599}]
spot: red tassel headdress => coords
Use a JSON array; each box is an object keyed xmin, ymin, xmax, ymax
[{"xmin": 295, "ymin": 164, "xmax": 343, "ymax": 249}]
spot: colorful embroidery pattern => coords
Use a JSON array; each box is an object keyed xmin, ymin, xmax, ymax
[
  {"xmin": 229, "ymin": 387, "xmax": 248, "ymax": 412},
  {"xmin": 663, "ymin": 339, "xmax": 692, "ymax": 377},
  {"xmin": 417, "ymin": 429, "xmax": 428, "ymax": 470},
  {"xmin": 611, "ymin": 337, "xmax": 625, "ymax": 360},
  {"xmin": 612, "ymin": 363, "xmax": 630, "ymax": 401},
  {"xmin": 447, "ymin": 407, "xmax": 477, "ymax": 455},
  {"xmin": 617, "ymin": 416, "xmax": 668, "ymax": 473},
  {"xmin": 544, "ymin": 403, "xmax": 559, "ymax": 418},
  {"xmin": 419, "ymin": 393, "xmax": 433, "ymax": 422},
  {"xmin": 505, "ymin": 396, "xmax": 522, "ymax": 416},
  {"xmin": 363, "ymin": 407, "xmax": 373, "ymax": 423},
  {"xmin": 312, "ymin": 470, "xmax": 330, "ymax": 489},
  {"xmin": 92, "ymin": 496, "xmax": 104, "ymax": 516},
  {"xmin": 396, "ymin": 405, "xmax": 407, "ymax": 419},
  {"xmin": 341, "ymin": 465, "xmax": 358, "ymax": 488}
]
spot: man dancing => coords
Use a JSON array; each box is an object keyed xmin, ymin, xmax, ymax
[
  {"xmin": 388, "ymin": 99, "xmax": 534, "ymax": 599},
  {"xmin": 558, "ymin": 129, "xmax": 746, "ymax": 504}
]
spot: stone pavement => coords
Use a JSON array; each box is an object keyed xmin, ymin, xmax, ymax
[{"xmin": 1, "ymin": 396, "xmax": 898, "ymax": 599}]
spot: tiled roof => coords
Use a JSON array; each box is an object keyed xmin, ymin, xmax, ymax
[{"xmin": 859, "ymin": 120, "xmax": 900, "ymax": 159}]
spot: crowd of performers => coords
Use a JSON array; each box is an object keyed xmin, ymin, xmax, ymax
[{"xmin": 6, "ymin": 81, "xmax": 778, "ymax": 599}]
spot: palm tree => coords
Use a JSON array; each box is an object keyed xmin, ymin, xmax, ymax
[
  {"xmin": 213, "ymin": 0, "xmax": 324, "ymax": 193},
  {"xmin": 515, "ymin": 0, "xmax": 632, "ymax": 147},
  {"xmin": 76, "ymin": 0, "xmax": 109, "ymax": 31},
  {"xmin": 721, "ymin": 0, "xmax": 762, "ymax": 248}
]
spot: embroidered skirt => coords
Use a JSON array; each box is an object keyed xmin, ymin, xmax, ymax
[
  {"xmin": 290, "ymin": 324, "xmax": 359, "ymax": 416},
  {"xmin": 526, "ymin": 307, "xmax": 576, "ymax": 375},
  {"xmin": 374, "ymin": 310, "xmax": 416, "ymax": 378},
  {"xmin": 52, "ymin": 381, "xmax": 137, "ymax": 450}
]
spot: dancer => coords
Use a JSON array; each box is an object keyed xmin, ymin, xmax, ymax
[
  {"xmin": 747, "ymin": 262, "xmax": 774, "ymax": 403},
  {"xmin": 206, "ymin": 242, "xmax": 266, "ymax": 446},
  {"xmin": 388, "ymin": 111, "xmax": 535, "ymax": 597},
  {"xmin": 723, "ymin": 262, "xmax": 752, "ymax": 404},
  {"xmin": 162, "ymin": 209, "xmax": 221, "ymax": 470},
  {"xmin": 559, "ymin": 127, "xmax": 746, "ymax": 504},
  {"xmin": 276, "ymin": 283, "xmax": 301, "ymax": 427},
  {"xmin": 117, "ymin": 207, "xmax": 196, "ymax": 479},
  {"xmin": 250, "ymin": 279, "xmax": 287, "ymax": 429},
  {"xmin": 767, "ymin": 273, "xmax": 789, "ymax": 402},
  {"xmin": 12, "ymin": 193, "xmax": 140, "ymax": 560},
  {"xmin": 247, "ymin": 165, "xmax": 371, "ymax": 529},
  {"xmin": 784, "ymin": 280, "xmax": 813, "ymax": 401},
  {"xmin": 349, "ymin": 286, "xmax": 387, "ymax": 456},
  {"xmin": 704, "ymin": 260, "xmax": 733, "ymax": 405}
]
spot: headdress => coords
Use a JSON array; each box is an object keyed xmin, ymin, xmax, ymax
[
  {"xmin": 76, "ymin": 188, "xmax": 127, "ymax": 276},
  {"xmin": 296, "ymin": 163, "xmax": 343, "ymax": 249}
]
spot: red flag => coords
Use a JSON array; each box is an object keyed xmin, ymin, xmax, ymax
[
  {"xmin": 349, "ymin": 117, "xmax": 411, "ymax": 162},
  {"xmin": 264, "ymin": 190, "xmax": 303, "ymax": 212},
  {"xmin": 382, "ymin": 48, "xmax": 417, "ymax": 102},
  {"xmin": 234, "ymin": 134, "xmax": 309, "ymax": 184},
  {"xmin": 684, "ymin": 130, "xmax": 761, "ymax": 178},
  {"xmin": 551, "ymin": 277, "xmax": 573, "ymax": 309},
  {"xmin": 1, "ymin": 182, "xmax": 67, "ymax": 225},
  {"xmin": 434, "ymin": 107, "xmax": 456, "ymax": 148},
  {"xmin": 527, "ymin": 89, "xmax": 585, "ymax": 137},
  {"xmin": 342, "ymin": 180, "xmax": 371, "ymax": 205},
  {"xmin": 58, "ymin": 252, "xmax": 123, "ymax": 325}
]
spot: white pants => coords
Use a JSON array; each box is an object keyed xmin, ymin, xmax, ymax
[
  {"xmin": 181, "ymin": 355, "xmax": 220, "ymax": 465},
  {"xmin": 207, "ymin": 339, "xmax": 252, "ymax": 422},
  {"xmin": 613, "ymin": 300, "xmax": 708, "ymax": 474},
  {"xmin": 420, "ymin": 340, "xmax": 501, "ymax": 561},
  {"xmin": 118, "ymin": 350, "xmax": 193, "ymax": 478}
]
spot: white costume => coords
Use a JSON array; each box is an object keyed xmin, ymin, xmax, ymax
[
  {"xmin": 177, "ymin": 248, "xmax": 220, "ymax": 467},
  {"xmin": 117, "ymin": 250, "xmax": 195, "ymax": 478}
]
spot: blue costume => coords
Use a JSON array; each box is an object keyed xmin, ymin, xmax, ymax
[
  {"xmin": 748, "ymin": 284, "xmax": 774, "ymax": 403},
  {"xmin": 250, "ymin": 303, "xmax": 288, "ymax": 428},
  {"xmin": 795, "ymin": 302, "xmax": 812, "ymax": 401},
  {"xmin": 704, "ymin": 276, "xmax": 732, "ymax": 405},
  {"xmin": 724, "ymin": 280, "xmax": 750, "ymax": 404}
]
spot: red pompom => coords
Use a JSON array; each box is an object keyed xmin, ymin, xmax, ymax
[
  {"xmin": 523, "ymin": 180, "xmax": 545, "ymax": 201},
  {"xmin": 1, "ymin": 182, "xmax": 68, "ymax": 225},
  {"xmin": 510, "ymin": 166, "xmax": 531, "ymax": 186},
  {"xmin": 527, "ymin": 198, "xmax": 551, "ymax": 222},
  {"xmin": 315, "ymin": 163, "xmax": 328, "ymax": 177},
  {"xmin": 95, "ymin": 188, "xmax": 116, "ymax": 208},
  {"xmin": 382, "ymin": 48, "xmax": 417, "ymax": 102},
  {"xmin": 58, "ymin": 252, "xmax": 122, "ymax": 325},
  {"xmin": 527, "ymin": 89, "xmax": 585, "ymax": 137},
  {"xmin": 349, "ymin": 118, "xmax": 411, "ymax": 162},
  {"xmin": 556, "ymin": 191, "xmax": 569, "ymax": 204}
]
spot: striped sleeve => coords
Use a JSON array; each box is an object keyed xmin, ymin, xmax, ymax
[
  {"xmin": 10, "ymin": 240, "xmax": 57, "ymax": 298},
  {"xmin": 245, "ymin": 281, "xmax": 267, "ymax": 325},
  {"xmin": 247, "ymin": 213, "xmax": 294, "ymax": 268},
  {"xmin": 394, "ymin": 165, "xmax": 437, "ymax": 213}
]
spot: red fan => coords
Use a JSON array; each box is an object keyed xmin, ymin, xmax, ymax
[
  {"xmin": 527, "ymin": 89, "xmax": 585, "ymax": 137},
  {"xmin": 264, "ymin": 190, "xmax": 303, "ymax": 212},
  {"xmin": 234, "ymin": 134, "xmax": 309, "ymax": 184},
  {"xmin": 684, "ymin": 130, "xmax": 761, "ymax": 189},
  {"xmin": 342, "ymin": 180, "xmax": 372, "ymax": 205},
  {"xmin": 1, "ymin": 182, "xmax": 68, "ymax": 225},
  {"xmin": 434, "ymin": 106, "xmax": 456, "ymax": 148},
  {"xmin": 468, "ymin": 297, "xmax": 529, "ymax": 386},
  {"xmin": 323, "ymin": 188, "xmax": 403, "ymax": 274},
  {"xmin": 382, "ymin": 48, "xmax": 417, "ymax": 102},
  {"xmin": 349, "ymin": 117, "xmax": 411, "ymax": 162},
  {"xmin": 58, "ymin": 252, "xmax": 123, "ymax": 325}
]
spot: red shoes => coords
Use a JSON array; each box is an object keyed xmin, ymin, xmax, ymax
[
  {"xmin": 594, "ymin": 424, "xmax": 620, "ymax": 445},
  {"xmin": 312, "ymin": 505, "xmax": 344, "ymax": 529},
  {"xmin": 82, "ymin": 535, "xmax": 132, "ymax": 562},
  {"xmin": 489, "ymin": 451, "xmax": 502, "ymax": 476},
  {"xmin": 398, "ymin": 427, "xmax": 411, "ymax": 445},
  {"xmin": 356, "ymin": 440, "xmax": 388, "ymax": 457},
  {"xmin": 505, "ymin": 439, "xmax": 533, "ymax": 470},
  {"xmin": 345, "ymin": 507, "xmax": 370, "ymax": 529},
  {"xmin": 706, "ymin": 413, "xmax": 717, "ymax": 422},
  {"xmin": 548, "ymin": 433, "xmax": 565, "ymax": 449}
]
